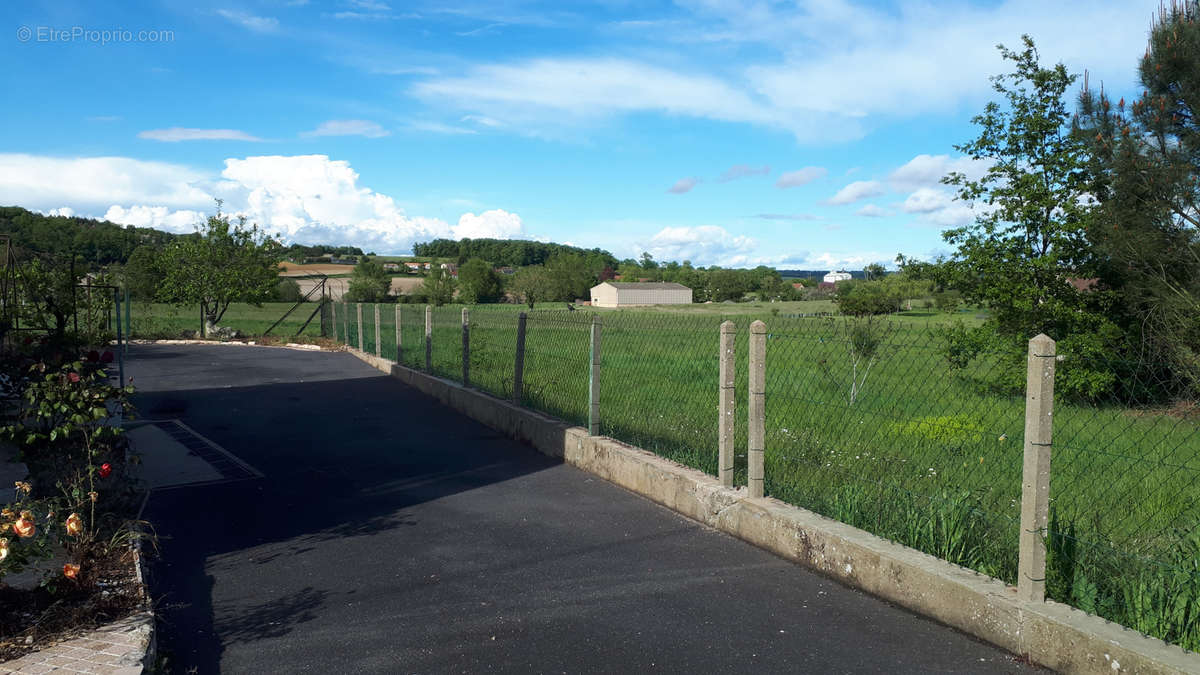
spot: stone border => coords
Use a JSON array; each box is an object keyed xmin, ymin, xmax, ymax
[{"xmin": 348, "ymin": 347, "xmax": 1199, "ymax": 675}]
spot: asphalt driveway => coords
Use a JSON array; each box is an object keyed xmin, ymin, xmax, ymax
[{"xmin": 131, "ymin": 343, "xmax": 1039, "ymax": 673}]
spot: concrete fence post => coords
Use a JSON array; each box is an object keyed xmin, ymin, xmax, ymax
[
  {"xmin": 513, "ymin": 312, "xmax": 527, "ymax": 404},
  {"xmin": 1019, "ymin": 333, "xmax": 1056, "ymax": 604},
  {"xmin": 748, "ymin": 320, "xmax": 766, "ymax": 499},
  {"xmin": 462, "ymin": 307, "xmax": 470, "ymax": 386},
  {"xmin": 719, "ymin": 320, "xmax": 737, "ymax": 488},
  {"xmin": 425, "ymin": 305, "xmax": 433, "ymax": 372},
  {"xmin": 374, "ymin": 304, "xmax": 382, "ymax": 357},
  {"xmin": 588, "ymin": 314, "xmax": 602, "ymax": 436},
  {"xmin": 331, "ymin": 299, "xmax": 338, "ymax": 342},
  {"xmin": 395, "ymin": 305, "xmax": 402, "ymax": 362},
  {"xmin": 356, "ymin": 303, "xmax": 364, "ymax": 352},
  {"xmin": 341, "ymin": 300, "xmax": 348, "ymax": 346}
]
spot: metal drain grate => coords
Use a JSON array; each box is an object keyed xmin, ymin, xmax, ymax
[{"xmin": 149, "ymin": 419, "xmax": 263, "ymax": 483}]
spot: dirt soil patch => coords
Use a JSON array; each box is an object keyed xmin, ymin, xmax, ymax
[{"xmin": 0, "ymin": 545, "xmax": 144, "ymax": 661}]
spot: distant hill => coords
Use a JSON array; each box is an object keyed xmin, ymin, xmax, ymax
[{"xmin": 0, "ymin": 205, "xmax": 177, "ymax": 267}]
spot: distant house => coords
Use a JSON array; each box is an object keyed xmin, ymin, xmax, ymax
[
  {"xmin": 590, "ymin": 282, "xmax": 692, "ymax": 308},
  {"xmin": 423, "ymin": 262, "xmax": 432, "ymax": 270},
  {"xmin": 496, "ymin": 266, "xmax": 515, "ymax": 276},
  {"xmin": 383, "ymin": 263, "xmax": 400, "ymax": 271},
  {"xmin": 791, "ymin": 282, "xmax": 805, "ymax": 289},
  {"xmin": 440, "ymin": 263, "xmax": 459, "ymax": 278},
  {"xmin": 404, "ymin": 262, "xmax": 421, "ymax": 271},
  {"xmin": 823, "ymin": 271, "xmax": 853, "ymax": 283},
  {"xmin": 818, "ymin": 281, "xmax": 836, "ymax": 290},
  {"xmin": 330, "ymin": 257, "xmax": 357, "ymax": 265}
]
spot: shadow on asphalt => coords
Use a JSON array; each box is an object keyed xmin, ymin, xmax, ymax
[{"xmin": 137, "ymin": 373, "xmax": 560, "ymax": 672}]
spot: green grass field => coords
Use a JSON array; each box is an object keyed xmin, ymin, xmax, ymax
[
  {"xmin": 131, "ymin": 298, "xmax": 1200, "ymax": 649},
  {"xmin": 335, "ymin": 300, "xmax": 1200, "ymax": 650},
  {"xmin": 127, "ymin": 302, "xmax": 327, "ymax": 339}
]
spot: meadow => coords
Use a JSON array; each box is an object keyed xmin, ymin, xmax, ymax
[{"xmin": 127, "ymin": 298, "xmax": 1200, "ymax": 649}]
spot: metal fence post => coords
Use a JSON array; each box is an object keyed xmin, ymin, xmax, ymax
[
  {"xmin": 114, "ymin": 289, "xmax": 124, "ymax": 387},
  {"xmin": 513, "ymin": 312, "xmax": 527, "ymax": 404},
  {"xmin": 748, "ymin": 320, "xmax": 766, "ymax": 498},
  {"xmin": 425, "ymin": 305, "xmax": 432, "ymax": 372},
  {"xmin": 1019, "ymin": 333, "xmax": 1056, "ymax": 604},
  {"xmin": 356, "ymin": 303, "xmax": 364, "ymax": 352},
  {"xmin": 374, "ymin": 304, "xmax": 382, "ymax": 357},
  {"xmin": 123, "ymin": 286, "xmax": 130, "ymax": 352},
  {"xmin": 461, "ymin": 307, "xmax": 470, "ymax": 386},
  {"xmin": 331, "ymin": 298, "xmax": 338, "ymax": 342},
  {"xmin": 588, "ymin": 314, "xmax": 602, "ymax": 436},
  {"xmin": 719, "ymin": 320, "xmax": 737, "ymax": 488},
  {"xmin": 341, "ymin": 300, "xmax": 348, "ymax": 346},
  {"xmin": 395, "ymin": 305, "xmax": 402, "ymax": 362}
]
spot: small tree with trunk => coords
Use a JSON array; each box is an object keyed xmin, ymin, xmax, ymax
[{"xmin": 157, "ymin": 206, "xmax": 282, "ymax": 336}]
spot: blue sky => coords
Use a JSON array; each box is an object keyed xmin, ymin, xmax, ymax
[{"xmin": 0, "ymin": 0, "xmax": 1159, "ymax": 269}]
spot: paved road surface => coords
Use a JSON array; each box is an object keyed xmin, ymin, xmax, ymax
[{"xmin": 131, "ymin": 344, "xmax": 1039, "ymax": 673}]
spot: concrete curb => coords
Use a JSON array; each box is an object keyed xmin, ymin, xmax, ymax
[{"xmin": 348, "ymin": 347, "xmax": 1199, "ymax": 675}]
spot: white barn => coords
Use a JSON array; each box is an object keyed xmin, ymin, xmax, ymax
[
  {"xmin": 590, "ymin": 282, "xmax": 693, "ymax": 308},
  {"xmin": 823, "ymin": 271, "xmax": 853, "ymax": 283}
]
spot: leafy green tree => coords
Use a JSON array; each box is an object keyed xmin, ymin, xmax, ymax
[
  {"xmin": 706, "ymin": 268, "xmax": 749, "ymax": 302},
  {"xmin": 457, "ymin": 258, "xmax": 503, "ymax": 304},
  {"xmin": 157, "ymin": 207, "xmax": 282, "ymax": 335},
  {"xmin": 124, "ymin": 245, "xmax": 163, "ymax": 301},
  {"xmin": 544, "ymin": 253, "xmax": 599, "ymax": 301},
  {"xmin": 1075, "ymin": 1, "xmax": 1200, "ymax": 392},
  {"xmin": 510, "ymin": 265, "xmax": 550, "ymax": 309},
  {"xmin": 421, "ymin": 266, "xmax": 456, "ymax": 306},
  {"xmin": 942, "ymin": 35, "xmax": 1103, "ymax": 338},
  {"xmin": 834, "ymin": 280, "xmax": 902, "ymax": 316},
  {"xmin": 863, "ymin": 262, "xmax": 886, "ymax": 281},
  {"xmin": 345, "ymin": 258, "xmax": 392, "ymax": 303},
  {"xmin": 17, "ymin": 257, "xmax": 80, "ymax": 344}
]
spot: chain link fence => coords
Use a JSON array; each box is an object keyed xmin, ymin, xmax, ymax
[{"xmin": 327, "ymin": 306, "xmax": 1200, "ymax": 651}]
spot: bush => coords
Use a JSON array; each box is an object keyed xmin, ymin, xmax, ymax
[
  {"xmin": 933, "ymin": 290, "xmax": 962, "ymax": 312},
  {"xmin": 834, "ymin": 280, "xmax": 902, "ymax": 316},
  {"xmin": 275, "ymin": 278, "xmax": 303, "ymax": 303}
]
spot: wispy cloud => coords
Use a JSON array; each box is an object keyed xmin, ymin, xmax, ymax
[
  {"xmin": 753, "ymin": 213, "xmax": 819, "ymax": 221},
  {"xmin": 717, "ymin": 164, "xmax": 770, "ymax": 183},
  {"xmin": 138, "ymin": 127, "xmax": 263, "ymax": 142},
  {"xmin": 856, "ymin": 204, "xmax": 892, "ymax": 218},
  {"xmin": 776, "ymin": 166, "xmax": 827, "ymax": 188},
  {"xmin": 405, "ymin": 120, "xmax": 479, "ymax": 135},
  {"xmin": 216, "ymin": 9, "xmax": 280, "ymax": 33},
  {"xmin": 825, "ymin": 180, "xmax": 885, "ymax": 206},
  {"xmin": 667, "ymin": 177, "xmax": 700, "ymax": 194},
  {"xmin": 301, "ymin": 119, "xmax": 390, "ymax": 138}
]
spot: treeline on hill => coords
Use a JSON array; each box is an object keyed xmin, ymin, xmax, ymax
[
  {"xmin": 412, "ymin": 238, "xmax": 618, "ymax": 268},
  {"xmin": 0, "ymin": 206, "xmax": 176, "ymax": 266}
]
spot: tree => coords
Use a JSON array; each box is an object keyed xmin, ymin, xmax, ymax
[
  {"xmin": 345, "ymin": 258, "xmax": 391, "ymax": 303},
  {"xmin": 544, "ymin": 253, "xmax": 599, "ymax": 301},
  {"xmin": 457, "ymin": 258, "xmax": 503, "ymax": 304},
  {"xmin": 834, "ymin": 280, "xmax": 902, "ymax": 316},
  {"xmin": 863, "ymin": 263, "xmax": 886, "ymax": 281},
  {"xmin": 124, "ymin": 245, "xmax": 163, "ymax": 301},
  {"xmin": 936, "ymin": 36, "xmax": 1129, "ymax": 397},
  {"xmin": 157, "ymin": 207, "xmax": 282, "ymax": 336},
  {"xmin": 509, "ymin": 265, "xmax": 551, "ymax": 309},
  {"xmin": 942, "ymin": 35, "xmax": 1104, "ymax": 340},
  {"xmin": 1075, "ymin": 1, "xmax": 1200, "ymax": 391},
  {"xmin": 421, "ymin": 266, "xmax": 456, "ymax": 306},
  {"xmin": 275, "ymin": 278, "xmax": 303, "ymax": 303}
]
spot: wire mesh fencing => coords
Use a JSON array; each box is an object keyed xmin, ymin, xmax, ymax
[
  {"xmin": 1044, "ymin": 351, "xmax": 1200, "ymax": 649},
  {"xmin": 324, "ymin": 305, "xmax": 1200, "ymax": 650},
  {"xmin": 763, "ymin": 317, "xmax": 1024, "ymax": 583}
]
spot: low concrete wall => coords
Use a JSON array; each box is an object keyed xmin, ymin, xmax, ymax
[{"xmin": 350, "ymin": 348, "xmax": 1199, "ymax": 674}]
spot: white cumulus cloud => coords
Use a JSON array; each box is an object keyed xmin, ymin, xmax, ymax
[
  {"xmin": 453, "ymin": 209, "xmax": 523, "ymax": 239},
  {"xmin": 643, "ymin": 225, "xmax": 756, "ymax": 266},
  {"xmin": 216, "ymin": 9, "xmax": 280, "ymax": 33},
  {"xmin": 0, "ymin": 153, "xmax": 527, "ymax": 255},
  {"xmin": 856, "ymin": 204, "xmax": 892, "ymax": 218},
  {"xmin": 889, "ymin": 154, "xmax": 991, "ymax": 191}
]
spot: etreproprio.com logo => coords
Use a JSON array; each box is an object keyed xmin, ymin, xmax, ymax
[{"xmin": 17, "ymin": 25, "xmax": 174, "ymax": 45}]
